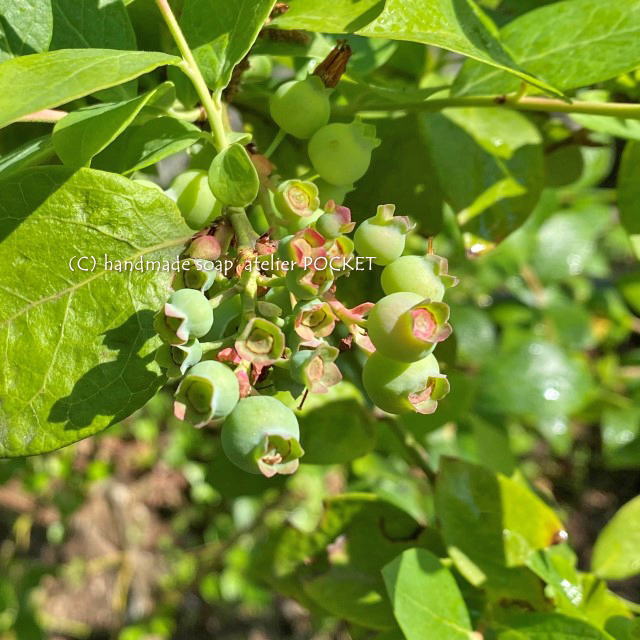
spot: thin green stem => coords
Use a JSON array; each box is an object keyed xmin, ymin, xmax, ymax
[
  {"xmin": 154, "ymin": 0, "xmax": 228, "ymax": 150},
  {"xmin": 264, "ymin": 128, "xmax": 287, "ymax": 158},
  {"xmin": 228, "ymin": 207, "xmax": 260, "ymax": 249},
  {"xmin": 335, "ymin": 94, "xmax": 640, "ymax": 120}
]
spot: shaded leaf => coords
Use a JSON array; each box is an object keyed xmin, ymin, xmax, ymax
[
  {"xmin": 50, "ymin": 0, "xmax": 139, "ymax": 100},
  {"xmin": 422, "ymin": 107, "xmax": 543, "ymax": 244},
  {"xmin": 346, "ymin": 114, "xmax": 444, "ymax": 236},
  {"xmin": 618, "ymin": 142, "xmax": 640, "ymax": 235},
  {"xmin": 92, "ymin": 116, "xmax": 203, "ymax": 175},
  {"xmin": 478, "ymin": 340, "xmax": 592, "ymax": 423},
  {"xmin": 0, "ymin": 135, "xmax": 54, "ymax": 180},
  {"xmin": 298, "ymin": 383, "xmax": 376, "ymax": 464},
  {"xmin": 0, "ymin": 167, "xmax": 192, "ymax": 457},
  {"xmin": 52, "ymin": 83, "xmax": 174, "ymax": 168},
  {"xmin": 0, "ymin": 49, "xmax": 179, "ymax": 129}
]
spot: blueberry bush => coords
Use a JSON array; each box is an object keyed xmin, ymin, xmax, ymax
[{"xmin": 1, "ymin": 0, "xmax": 640, "ymax": 638}]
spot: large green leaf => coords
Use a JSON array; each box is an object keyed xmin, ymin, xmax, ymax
[
  {"xmin": 0, "ymin": 49, "xmax": 179, "ymax": 130},
  {"xmin": 478, "ymin": 340, "xmax": 592, "ymax": 425},
  {"xmin": 382, "ymin": 548, "xmax": 473, "ymax": 640},
  {"xmin": 274, "ymin": 0, "xmax": 560, "ymax": 95},
  {"xmin": 422, "ymin": 107, "xmax": 543, "ymax": 245},
  {"xmin": 52, "ymin": 83, "xmax": 174, "ymax": 168},
  {"xmin": 49, "ymin": 0, "xmax": 139, "ymax": 100},
  {"xmin": 93, "ymin": 116, "xmax": 203, "ymax": 175},
  {"xmin": 434, "ymin": 457, "xmax": 564, "ymax": 586},
  {"xmin": 50, "ymin": 0, "xmax": 136, "ymax": 50},
  {"xmin": 454, "ymin": 0, "xmax": 640, "ymax": 96},
  {"xmin": 592, "ymin": 496, "xmax": 640, "ymax": 581},
  {"xmin": 0, "ymin": 167, "xmax": 192, "ymax": 457},
  {"xmin": 180, "ymin": 0, "xmax": 276, "ymax": 91},
  {"xmin": 494, "ymin": 613, "xmax": 612, "ymax": 639},
  {"xmin": 0, "ymin": 0, "xmax": 52, "ymax": 61}
]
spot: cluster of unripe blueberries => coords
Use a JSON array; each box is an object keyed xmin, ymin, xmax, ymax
[{"xmin": 151, "ymin": 72, "xmax": 457, "ymax": 477}]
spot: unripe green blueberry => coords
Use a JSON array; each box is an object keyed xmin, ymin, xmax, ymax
[
  {"xmin": 222, "ymin": 396, "xmax": 304, "ymax": 476},
  {"xmin": 174, "ymin": 360, "xmax": 240, "ymax": 427},
  {"xmin": 382, "ymin": 255, "xmax": 444, "ymax": 300},
  {"xmin": 167, "ymin": 169, "xmax": 219, "ymax": 230},
  {"xmin": 353, "ymin": 204, "xmax": 414, "ymax": 266},
  {"xmin": 367, "ymin": 292, "xmax": 452, "ymax": 362},
  {"xmin": 308, "ymin": 120, "xmax": 380, "ymax": 186},
  {"xmin": 269, "ymin": 76, "xmax": 330, "ymax": 139},
  {"xmin": 362, "ymin": 352, "xmax": 449, "ymax": 415},
  {"xmin": 154, "ymin": 288, "xmax": 214, "ymax": 345}
]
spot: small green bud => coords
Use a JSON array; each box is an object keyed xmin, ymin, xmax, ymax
[
  {"xmin": 235, "ymin": 317, "xmax": 285, "ymax": 364},
  {"xmin": 156, "ymin": 338, "xmax": 203, "ymax": 378},
  {"xmin": 154, "ymin": 288, "xmax": 213, "ymax": 345},
  {"xmin": 291, "ymin": 344, "xmax": 342, "ymax": 393},
  {"xmin": 174, "ymin": 360, "xmax": 240, "ymax": 427},
  {"xmin": 174, "ymin": 258, "xmax": 217, "ymax": 293}
]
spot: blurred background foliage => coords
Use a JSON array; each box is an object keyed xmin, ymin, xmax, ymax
[{"xmin": 2, "ymin": 0, "xmax": 640, "ymax": 637}]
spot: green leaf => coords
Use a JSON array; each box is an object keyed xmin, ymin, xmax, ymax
[
  {"xmin": 208, "ymin": 143, "xmax": 259, "ymax": 207},
  {"xmin": 618, "ymin": 142, "xmax": 640, "ymax": 236},
  {"xmin": 0, "ymin": 135, "xmax": 54, "ymax": 180},
  {"xmin": 493, "ymin": 613, "xmax": 613, "ymax": 639},
  {"xmin": 346, "ymin": 114, "xmax": 443, "ymax": 236},
  {"xmin": 273, "ymin": 0, "xmax": 386, "ymax": 32},
  {"xmin": 434, "ymin": 457, "xmax": 564, "ymax": 586},
  {"xmin": 298, "ymin": 383, "xmax": 376, "ymax": 464},
  {"xmin": 0, "ymin": 49, "xmax": 179, "ymax": 130},
  {"xmin": 422, "ymin": 107, "xmax": 543, "ymax": 244},
  {"xmin": 180, "ymin": 0, "xmax": 276, "ymax": 91},
  {"xmin": 50, "ymin": 0, "xmax": 136, "ymax": 50},
  {"xmin": 303, "ymin": 567, "xmax": 396, "ymax": 630},
  {"xmin": 454, "ymin": 0, "xmax": 640, "ymax": 96},
  {"xmin": 52, "ymin": 83, "xmax": 174, "ymax": 168},
  {"xmin": 275, "ymin": 0, "xmax": 560, "ymax": 95},
  {"xmin": 478, "ymin": 340, "xmax": 592, "ymax": 424},
  {"xmin": 50, "ymin": 0, "xmax": 139, "ymax": 100},
  {"xmin": 382, "ymin": 548, "xmax": 473, "ymax": 640},
  {"xmin": 0, "ymin": 0, "xmax": 52, "ymax": 61},
  {"xmin": 570, "ymin": 92, "xmax": 640, "ymax": 142},
  {"xmin": 592, "ymin": 496, "xmax": 640, "ymax": 580},
  {"xmin": 93, "ymin": 116, "xmax": 203, "ymax": 175},
  {"xmin": 0, "ymin": 167, "xmax": 192, "ymax": 457}
]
